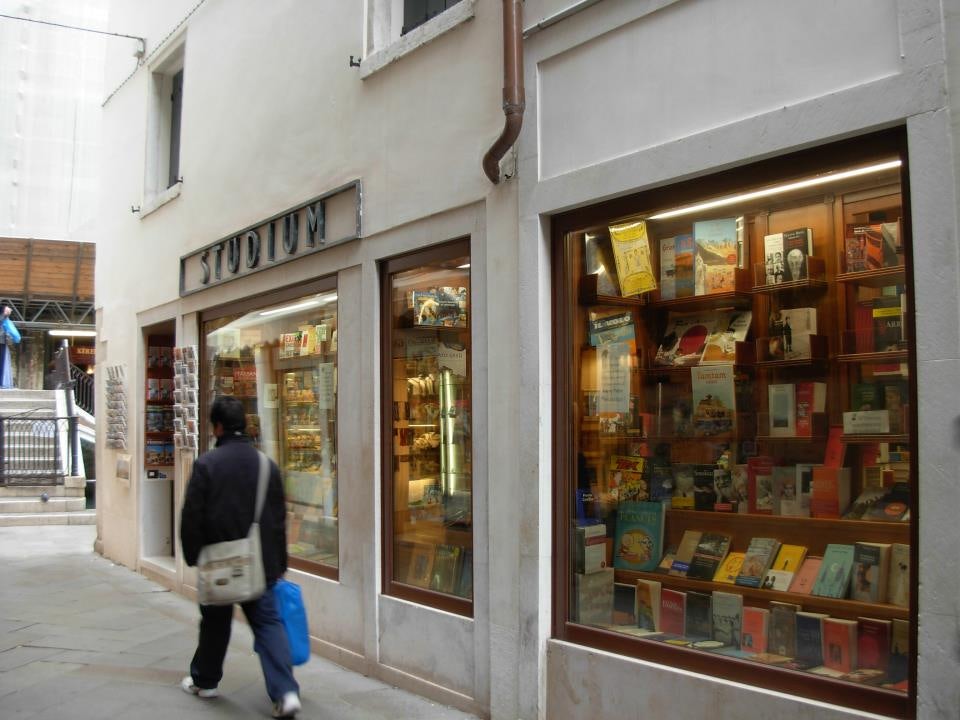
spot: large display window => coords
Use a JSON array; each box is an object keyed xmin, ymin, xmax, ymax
[
  {"xmin": 552, "ymin": 130, "xmax": 915, "ymax": 717},
  {"xmin": 202, "ymin": 278, "xmax": 339, "ymax": 577},
  {"xmin": 381, "ymin": 239, "xmax": 473, "ymax": 616}
]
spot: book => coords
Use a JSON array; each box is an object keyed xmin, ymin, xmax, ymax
[
  {"xmin": 888, "ymin": 618, "xmax": 909, "ymax": 682},
  {"xmin": 771, "ymin": 544, "xmax": 808, "ymax": 574},
  {"xmin": 823, "ymin": 425, "xmax": 846, "ymax": 467},
  {"xmin": 873, "ymin": 295, "xmax": 903, "ymax": 352},
  {"xmin": 607, "ymin": 455, "xmax": 648, "ymax": 503},
  {"xmin": 736, "ymin": 537, "xmax": 781, "ymax": 588},
  {"xmin": 669, "ymin": 529, "xmax": 703, "ymax": 577},
  {"xmin": 793, "ymin": 463, "xmax": 817, "ymax": 517},
  {"xmin": 812, "ymin": 544, "xmax": 856, "ymax": 598},
  {"xmin": 746, "ymin": 455, "xmax": 775, "ymax": 514},
  {"xmin": 613, "ymin": 583, "xmax": 638, "ymax": 625},
  {"xmin": 613, "ymin": 501, "xmax": 666, "ymax": 572},
  {"xmin": 851, "ymin": 382, "xmax": 882, "ymax": 411},
  {"xmin": 854, "ymin": 222, "xmax": 900, "ymax": 269},
  {"xmin": 693, "ymin": 218, "xmax": 739, "ymax": 295},
  {"xmin": 685, "ymin": 591, "xmax": 713, "ymax": 641},
  {"xmin": 843, "ymin": 487, "xmax": 888, "ymax": 520},
  {"xmin": 779, "ymin": 307, "xmax": 817, "ymax": 360},
  {"xmin": 761, "ymin": 570, "xmax": 794, "ymax": 591},
  {"xmin": 768, "ymin": 602, "xmax": 798, "ymax": 658},
  {"xmin": 692, "ymin": 464, "xmax": 718, "ymax": 511},
  {"xmin": 851, "ymin": 542, "xmax": 891, "ymax": 603},
  {"xmin": 609, "ymin": 220, "xmax": 657, "ymax": 296},
  {"xmin": 795, "ymin": 381, "xmax": 827, "ymax": 437},
  {"xmin": 762, "ymin": 232, "xmax": 786, "ymax": 285},
  {"xmin": 712, "ymin": 552, "xmax": 746, "ymax": 584},
  {"xmin": 573, "ymin": 524, "xmax": 608, "ymax": 575},
  {"xmin": 670, "ymin": 464, "xmax": 695, "ymax": 510},
  {"xmin": 654, "ymin": 545, "xmax": 677, "ymax": 574},
  {"xmin": 770, "ymin": 466, "xmax": 798, "ymax": 515},
  {"xmin": 730, "ymin": 464, "xmax": 749, "ymax": 513},
  {"xmin": 711, "ymin": 591, "xmax": 743, "ymax": 647},
  {"xmin": 659, "ymin": 588, "xmax": 687, "ymax": 636},
  {"xmin": 857, "ymin": 617, "xmax": 892, "ymax": 671},
  {"xmin": 887, "ymin": 543, "xmax": 910, "ymax": 607},
  {"xmin": 788, "ymin": 557, "xmax": 822, "ymax": 594},
  {"xmin": 573, "ymin": 567, "xmax": 614, "ymax": 625},
  {"xmin": 654, "ymin": 310, "xmax": 719, "ymax": 367},
  {"xmin": 690, "ymin": 365, "xmax": 736, "ymax": 437},
  {"xmin": 673, "ymin": 233, "xmax": 695, "ymax": 298},
  {"xmin": 845, "ymin": 232, "xmax": 868, "ymax": 272},
  {"xmin": 795, "ymin": 612, "xmax": 829, "ymax": 667},
  {"xmin": 648, "ymin": 460, "xmax": 674, "ymax": 503},
  {"xmin": 883, "ymin": 381, "xmax": 908, "ymax": 434},
  {"xmin": 429, "ymin": 545, "xmax": 463, "ymax": 594},
  {"xmin": 686, "ymin": 532, "xmax": 732, "ymax": 580},
  {"xmin": 699, "ymin": 309, "xmax": 752, "ymax": 364},
  {"xmin": 782, "ymin": 228, "xmax": 813, "ymax": 281},
  {"xmin": 822, "ymin": 618, "xmax": 858, "ymax": 673},
  {"xmin": 768, "ymin": 383, "xmax": 796, "ymax": 437},
  {"xmin": 588, "ymin": 310, "xmax": 636, "ymax": 347},
  {"xmin": 740, "ymin": 606, "xmax": 769, "ymax": 653},
  {"xmin": 635, "ymin": 579, "xmax": 662, "ymax": 631},
  {"xmin": 810, "ymin": 466, "xmax": 851, "ymax": 518},
  {"xmin": 659, "ymin": 236, "xmax": 676, "ymax": 300}
]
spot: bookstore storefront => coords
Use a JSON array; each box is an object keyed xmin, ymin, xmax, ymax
[{"xmin": 551, "ymin": 130, "xmax": 917, "ymax": 717}]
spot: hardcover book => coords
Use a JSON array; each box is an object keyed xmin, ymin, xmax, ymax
[
  {"xmin": 691, "ymin": 365, "xmax": 737, "ymax": 437},
  {"xmin": 711, "ymin": 590, "xmax": 743, "ymax": 648},
  {"xmin": 812, "ymin": 544, "xmax": 856, "ymax": 598},
  {"xmin": 782, "ymin": 228, "xmax": 814, "ymax": 281},
  {"xmin": 669, "ymin": 529, "xmax": 703, "ymax": 577},
  {"xmin": 763, "ymin": 232, "xmax": 786, "ymax": 285},
  {"xmin": 686, "ymin": 533, "xmax": 732, "ymax": 580},
  {"xmin": 613, "ymin": 501, "xmax": 666, "ymax": 572},
  {"xmin": 684, "ymin": 591, "xmax": 713, "ymax": 641},
  {"xmin": 736, "ymin": 537, "xmax": 782, "ymax": 588},
  {"xmin": 712, "ymin": 552, "xmax": 746, "ymax": 584},
  {"xmin": 659, "ymin": 588, "xmax": 687, "ymax": 636},
  {"xmin": 787, "ymin": 557, "xmax": 823, "ymax": 594},
  {"xmin": 740, "ymin": 606, "xmax": 770, "ymax": 653},
  {"xmin": 873, "ymin": 295, "xmax": 903, "ymax": 352},
  {"xmin": 699, "ymin": 309, "xmax": 752, "ymax": 365},
  {"xmin": 692, "ymin": 464, "xmax": 719, "ymax": 511},
  {"xmin": 795, "ymin": 612, "xmax": 828, "ymax": 667},
  {"xmin": 572, "ymin": 524, "xmax": 608, "ymax": 575},
  {"xmin": 822, "ymin": 618, "xmax": 858, "ymax": 673},
  {"xmin": 659, "ymin": 236, "xmax": 677, "ymax": 300},
  {"xmin": 768, "ymin": 602, "xmax": 798, "ymax": 658},
  {"xmin": 673, "ymin": 234, "xmax": 696, "ymax": 298},
  {"xmin": 609, "ymin": 220, "xmax": 657, "ymax": 296},
  {"xmin": 851, "ymin": 542, "xmax": 891, "ymax": 603},
  {"xmin": 857, "ymin": 617, "xmax": 892, "ymax": 671},
  {"xmin": 693, "ymin": 217, "xmax": 739, "ymax": 295},
  {"xmin": 795, "ymin": 381, "xmax": 827, "ymax": 437},
  {"xmin": 635, "ymin": 579, "xmax": 662, "ymax": 631},
  {"xmin": 887, "ymin": 543, "xmax": 910, "ymax": 607},
  {"xmin": 810, "ymin": 466, "xmax": 852, "ymax": 518},
  {"xmin": 768, "ymin": 383, "xmax": 796, "ymax": 437},
  {"xmin": 746, "ymin": 456, "xmax": 775, "ymax": 514}
]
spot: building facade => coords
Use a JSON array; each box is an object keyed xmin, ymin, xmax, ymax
[{"xmin": 96, "ymin": 1, "xmax": 958, "ymax": 719}]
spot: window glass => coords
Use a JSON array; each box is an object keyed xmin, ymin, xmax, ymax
[
  {"xmin": 203, "ymin": 289, "xmax": 339, "ymax": 570},
  {"xmin": 386, "ymin": 251, "xmax": 472, "ymax": 601},
  {"xmin": 403, "ymin": 0, "xmax": 462, "ymax": 34}
]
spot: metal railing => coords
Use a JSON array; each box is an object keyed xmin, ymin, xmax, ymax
[
  {"xmin": 70, "ymin": 365, "xmax": 95, "ymax": 415},
  {"xmin": 0, "ymin": 411, "xmax": 78, "ymax": 485}
]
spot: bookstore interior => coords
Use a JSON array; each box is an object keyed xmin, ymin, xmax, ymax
[
  {"xmin": 201, "ymin": 283, "xmax": 340, "ymax": 573},
  {"xmin": 554, "ymin": 133, "xmax": 914, "ymax": 716}
]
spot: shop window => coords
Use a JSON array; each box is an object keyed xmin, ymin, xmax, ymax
[
  {"xmin": 553, "ymin": 130, "xmax": 914, "ymax": 717},
  {"xmin": 382, "ymin": 239, "xmax": 473, "ymax": 615},
  {"xmin": 202, "ymin": 281, "xmax": 339, "ymax": 577}
]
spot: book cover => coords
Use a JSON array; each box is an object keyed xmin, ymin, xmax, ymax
[
  {"xmin": 613, "ymin": 501, "xmax": 666, "ymax": 572},
  {"xmin": 711, "ymin": 590, "xmax": 743, "ymax": 647},
  {"xmin": 573, "ymin": 567, "xmax": 614, "ymax": 625},
  {"xmin": 654, "ymin": 545, "xmax": 678, "ymax": 574},
  {"xmin": 673, "ymin": 234, "xmax": 695, "ymax": 298},
  {"xmin": 843, "ymin": 487, "xmax": 888, "ymax": 520},
  {"xmin": 763, "ymin": 232, "xmax": 785, "ymax": 285},
  {"xmin": 782, "ymin": 228, "xmax": 813, "ymax": 281},
  {"xmin": 887, "ymin": 543, "xmax": 910, "ymax": 607},
  {"xmin": 609, "ymin": 220, "xmax": 657, "ymax": 296},
  {"xmin": 693, "ymin": 218, "xmax": 739, "ymax": 295},
  {"xmin": 692, "ymin": 464, "xmax": 718, "ymax": 511},
  {"xmin": 796, "ymin": 612, "xmax": 828, "ymax": 667},
  {"xmin": 761, "ymin": 569, "xmax": 794, "ymax": 591},
  {"xmin": 686, "ymin": 532, "xmax": 732, "ymax": 580},
  {"xmin": 730, "ymin": 464, "xmax": 749, "ymax": 513},
  {"xmin": 883, "ymin": 381, "xmax": 908, "ymax": 434},
  {"xmin": 851, "ymin": 542, "xmax": 891, "ymax": 603},
  {"xmin": 684, "ymin": 591, "xmax": 713, "ymax": 641},
  {"xmin": 873, "ymin": 295, "xmax": 903, "ymax": 352},
  {"xmin": 691, "ymin": 365, "xmax": 736, "ymax": 437},
  {"xmin": 822, "ymin": 618, "xmax": 858, "ymax": 673},
  {"xmin": 770, "ymin": 465, "xmax": 798, "ymax": 516},
  {"xmin": 613, "ymin": 583, "xmax": 638, "ymax": 625},
  {"xmin": 712, "ymin": 552, "xmax": 746, "ymax": 584},
  {"xmin": 671, "ymin": 464, "xmax": 695, "ymax": 510},
  {"xmin": 768, "ymin": 603, "xmax": 798, "ymax": 658},
  {"xmin": 844, "ymin": 233, "xmax": 868, "ymax": 272},
  {"xmin": 588, "ymin": 310, "xmax": 636, "ymax": 347},
  {"xmin": 810, "ymin": 466, "xmax": 851, "ymax": 518},
  {"xmin": 795, "ymin": 381, "xmax": 827, "ymax": 437},
  {"xmin": 746, "ymin": 455, "xmax": 775, "ymax": 514},
  {"xmin": 429, "ymin": 544, "xmax": 463, "ymax": 594},
  {"xmin": 659, "ymin": 588, "xmax": 687, "ymax": 636},
  {"xmin": 648, "ymin": 461, "xmax": 674, "ymax": 503},
  {"xmin": 788, "ymin": 557, "xmax": 823, "ymax": 594},
  {"xmin": 654, "ymin": 311, "xmax": 719, "ymax": 367},
  {"xmin": 823, "ymin": 426, "xmax": 846, "ymax": 468},
  {"xmin": 699, "ymin": 309, "xmax": 752, "ymax": 365},
  {"xmin": 792, "ymin": 463, "xmax": 817, "ymax": 518},
  {"xmin": 812, "ymin": 544, "xmax": 856, "ymax": 598},
  {"xmin": 889, "ymin": 618, "xmax": 909, "ymax": 682},
  {"xmin": 572, "ymin": 524, "xmax": 608, "ymax": 575},
  {"xmin": 635, "ymin": 579, "xmax": 662, "ymax": 631},
  {"xmin": 740, "ymin": 606, "xmax": 770, "ymax": 653},
  {"xmin": 736, "ymin": 537, "xmax": 781, "ymax": 588},
  {"xmin": 778, "ymin": 307, "xmax": 817, "ymax": 360},
  {"xmin": 857, "ymin": 617, "xmax": 892, "ymax": 671},
  {"xmin": 851, "ymin": 382, "xmax": 882, "ymax": 411},
  {"xmin": 659, "ymin": 236, "xmax": 676, "ymax": 301},
  {"xmin": 768, "ymin": 383, "xmax": 796, "ymax": 437},
  {"xmin": 607, "ymin": 455, "xmax": 648, "ymax": 503},
  {"xmin": 772, "ymin": 544, "xmax": 808, "ymax": 574},
  {"xmin": 669, "ymin": 529, "xmax": 703, "ymax": 577},
  {"xmin": 854, "ymin": 224, "xmax": 885, "ymax": 270}
]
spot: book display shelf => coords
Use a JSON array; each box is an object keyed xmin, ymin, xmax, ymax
[
  {"xmin": 553, "ymin": 132, "xmax": 915, "ymax": 717},
  {"xmin": 145, "ymin": 334, "xmax": 175, "ymax": 469},
  {"xmin": 382, "ymin": 240, "xmax": 474, "ymax": 616}
]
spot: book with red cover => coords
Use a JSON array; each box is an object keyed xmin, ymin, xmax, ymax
[
  {"xmin": 795, "ymin": 382, "xmax": 826, "ymax": 437},
  {"xmin": 788, "ymin": 557, "xmax": 823, "ymax": 594},
  {"xmin": 747, "ymin": 456, "xmax": 774, "ymax": 514},
  {"xmin": 823, "ymin": 426, "xmax": 846, "ymax": 468},
  {"xmin": 857, "ymin": 617, "xmax": 892, "ymax": 671},
  {"xmin": 822, "ymin": 618, "xmax": 858, "ymax": 673},
  {"xmin": 740, "ymin": 606, "xmax": 769, "ymax": 654},
  {"xmin": 659, "ymin": 588, "xmax": 687, "ymax": 636},
  {"xmin": 854, "ymin": 300, "xmax": 874, "ymax": 353},
  {"xmin": 810, "ymin": 466, "xmax": 851, "ymax": 518}
]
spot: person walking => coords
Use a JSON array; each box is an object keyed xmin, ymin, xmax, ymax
[
  {"xmin": 0, "ymin": 306, "xmax": 21, "ymax": 389},
  {"xmin": 180, "ymin": 396, "xmax": 301, "ymax": 718}
]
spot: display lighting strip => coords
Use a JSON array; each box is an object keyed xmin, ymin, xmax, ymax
[
  {"xmin": 646, "ymin": 159, "xmax": 902, "ymax": 220},
  {"xmin": 258, "ymin": 299, "xmax": 322, "ymax": 317},
  {"xmin": 48, "ymin": 329, "xmax": 96, "ymax": 337}
]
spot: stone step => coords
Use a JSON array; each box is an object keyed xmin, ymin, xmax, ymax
[
  {"xmin": 0, "ymin": 485, "xmax": 84, "ymax": 497},
  {"xmin": 0, "ymin": 496, "xmax": 87, "ymax": 513},
  {"xmin": 0, "ymin": 510, "xmax": 95, "ymax": 527}
]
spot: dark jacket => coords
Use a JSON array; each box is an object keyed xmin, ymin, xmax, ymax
[{"xmin": 180, "ymin": 433, "xmax": 287, "ymax": 582}]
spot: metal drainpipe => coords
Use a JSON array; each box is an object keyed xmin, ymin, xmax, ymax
[{"xmin": 482, "ymin": 0, "xmax": 525, "ymax": 184}]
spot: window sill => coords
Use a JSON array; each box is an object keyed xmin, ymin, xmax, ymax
[
  {"xmin": 140, "ymin": 181, "xmax": 182, "ymax": 219},
  {"xmin": 360, "ymin": 0, "xmax": 475, "ymax": 80}
]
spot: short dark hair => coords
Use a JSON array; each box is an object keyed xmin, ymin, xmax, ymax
[{"xmin": 209, "ymin": 396, "xmax": 247, "ymax": 434}]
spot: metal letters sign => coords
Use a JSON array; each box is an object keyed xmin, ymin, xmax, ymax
[{"xmin": 179, "ymin": 180, "xmax": 361, "ymax": 296}]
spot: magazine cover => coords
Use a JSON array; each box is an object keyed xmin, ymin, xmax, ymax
[
  {"xmin": 654, "ymin": 310, "xmax": 720, "ymax": 367},
  {"xmin": 609, "ymin": 220, "xmax": 657, "ymax": 296},
  {"xmin": 691, "ymin": 366, "xmax": 737, "ymax": 437},
  {"xmin": 693, "ymin": 218, "xmax": 739, "ymax": 295},
  {"xmin": 700, "ymin": 310, "xmax": 752, "ymax": 364}
]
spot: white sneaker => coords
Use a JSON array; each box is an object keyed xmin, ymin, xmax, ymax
[
  {"xmin": 272, "ymin": 691, "xmax": 301, "ymax": 718},
  {"xmin": 181, "ymin": 675, "xmax": 219, "ymax": 699}
]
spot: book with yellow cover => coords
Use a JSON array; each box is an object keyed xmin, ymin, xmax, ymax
[
  {"xmin": 713, "ymin": 551, "xmax": 746, "ymax": 584},
  {"xmin": 772, "ymin": 544, "xmax": 808, "ymax": 573},
  {"xmin": 609, "ymin": 220, "xmax": 657, "ymax": 296}
]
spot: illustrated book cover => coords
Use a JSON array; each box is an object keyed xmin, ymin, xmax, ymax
[
  {"xmin": 668, "ymin": 529, "xmax": 703, "ymax": 577},
  {"xmin": 691, "ymin": 365, "xmax": 737, "ymax": 437},
  {"xmin": 659, "ymin": 236, "xmax": 676, "ymax": 301},
  {"xmin": 673, "ymin": 233, "xmax": 696, "ymax": 298},
  {"xmin": 812, "ymin": 544, "xmax": 856, "ymax": 598},
  {"xmin": 635, "ymin": 578, "xmax": 662, "ymax": 631},
  {"xmin": 851, "ymin": 542, "xmax": 891, "ymax": 603},
  {"xmin": 822, "ymin": 618, "xmax": 858, "ymax": 673},
  {"xmin": 712, "ymin": 551, "xmax": 745, "ymax": 584},
  {"xmin": 740, "ymin": 606, "xmax": 770, "ymax": 653},
  {"xmin": 711, "ymin": 590, "xmax": 743, "ymax": 648},
  {"xmin": 693, "ymin": 218, "xmax": 739, "ymax": 295},
  {"xmin": 768, "ymin": 602, "xmax": 798, "ymax": 658},
  {"xmin": 654, "ymin": 310, "xmax": 719, "ymax": 367},
  {"xmin": 612, "ymin": 501, "xmax": 666, "ymax": 572},
  {"xmin": 659, "ymin": 588, "xmax": 687, "ymax": 636},
  {"xmin": 699, "ymin": 309, "xmax": 752, "ymax": 365},
  {"xmin": 857, "ymin": 617, "xmax": 892, "ymax": 671},
  {"xmin": 762, "ymin": 232, "xmax": 785, "ymax": 285},
  {"xmin": 686, "ymin": 532, "xmax": 732, "ymax": 581},
  {"xmin": 609, "ymin": 220, "xmax": 657, "ymax": 296},
  {"xmin": 782, "ymin": 227, "xmax": 814, "ymax": 281},
  {"xmin": 736, "ymin": 537, "xmax": 781, "ymax": 588}
]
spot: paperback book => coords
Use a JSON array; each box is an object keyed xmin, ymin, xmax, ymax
[
  {"xmin": 711, "ymin": 590, "xmax": 743, "ymax": 648},
  {"xmin": 736, "ymin": 537, "xmax": 781, "ymax": 588},
  {"xmin": 691, "ymin": 365, "xmax": 737, "ymax": 437},
  {"xmin": 693, "ymin": 218, "xmax": 739, "ymax": 295},
  {"xmin": 613, "ymin": 501, "xmax": 666, "ymax": 572},
  {"xmin": 812, "ymin": 544, "xmax": 856, "ymax": 598},
  {"xmin": 609, "ymin": 220, "xmax": 657, "ymax": 296}
]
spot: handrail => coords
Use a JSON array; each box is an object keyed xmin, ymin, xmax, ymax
[{"xmin": 70, "ymin": 365, "xmax": 95, "ymax": 415}]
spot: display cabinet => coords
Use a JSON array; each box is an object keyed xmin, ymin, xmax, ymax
[{"xmin": 553, "ymin": 131, "xmax": 915, "ymax": 717}]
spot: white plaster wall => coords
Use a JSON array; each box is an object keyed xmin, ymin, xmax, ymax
[{"xmin": 519, "ymin": 0, "xmax": 958, "ymax": 719}]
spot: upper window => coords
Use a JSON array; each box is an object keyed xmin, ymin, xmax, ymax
[
  {"xmin": 143, "ymin": 44, "xmax": 184, "ymax": 213},
  {"xmin": 402, "ymin": 0, "xmax": 463, "ymax": 35}
]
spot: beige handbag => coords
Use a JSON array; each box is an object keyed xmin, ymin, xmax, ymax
[{"xmin": 196, "ymin": 452, "xmax": 269, "ymax": 606}]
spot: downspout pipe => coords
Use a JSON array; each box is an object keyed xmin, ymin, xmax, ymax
[{"xmin": 483, "ymin": 0, "xmax": 525, "ymax": 184}]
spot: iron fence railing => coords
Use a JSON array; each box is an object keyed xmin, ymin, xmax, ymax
[
  {"xmin": 70, "ymin": 365, "xmax": 95, "ymax": 415},
  {"xmin": 0, "ymin": 413, "xmax": 78, "ymax": 485}
]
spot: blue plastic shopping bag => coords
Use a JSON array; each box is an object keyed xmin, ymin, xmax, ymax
[{"xmin": 274, "ymin": 579, "xmax": 310, "ymax": 666}]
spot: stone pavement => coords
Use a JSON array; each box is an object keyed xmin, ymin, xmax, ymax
[{"xmin": 0, "ymin": 526, "xmax": 480, "ymax": 720}]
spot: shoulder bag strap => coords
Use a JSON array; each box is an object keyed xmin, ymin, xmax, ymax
[{"xmin": 252, "ymin": 451, "xmax": 270, "ymax": 525}]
